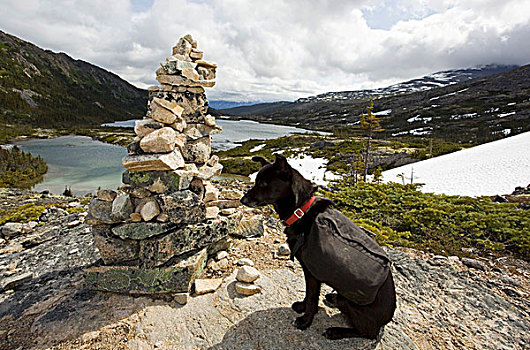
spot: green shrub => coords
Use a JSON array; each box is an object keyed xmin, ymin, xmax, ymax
[{"xmin": 322, "ymin": 181, "xmax": 530, "ymax": 258}]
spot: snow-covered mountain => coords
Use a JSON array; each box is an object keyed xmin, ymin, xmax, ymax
[
  {"xmin": 382, "ymin": 131, "xmax": 530, "ymax": 197},
  {"xmin": 296, "ymin": 64, "xmax": 518, "ymax": 103}
]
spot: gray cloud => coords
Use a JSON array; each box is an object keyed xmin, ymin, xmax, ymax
[{"xmin": 1, "ymin": 0, "xmax": 528, "ymax": 102}]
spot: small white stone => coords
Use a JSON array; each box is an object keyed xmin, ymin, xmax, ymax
[
  {"xmin": 234, "ymin": 281, "xmax": 261, "ymax": 296},
  {"xmin": 278, "ymin": 243, "xmax": 291, "ymax": 256},
  {"xmin": 216, "ymin": 250, "xmax": 228, "ymax": 261},
  {"xmin": 237, "ymin": 258, "xmax": 255, "ymax": 267},
  {"xmin": 236, "ymin": 266, "xmax": 260, "ymax": 283},
  {"xmin": 67, "ymin": 220, "xmax": 81, "ymax": 228},
  {"xmin": 195, "ymin": 278, "xmax": 223, "ymax": 295},
  {"xmin": 69, "ymin": 248, "xmax": 79, "ymax": 255},
  {"xmin": 205, "ymin": 206, "xmax": 220, "ymax": 219}
]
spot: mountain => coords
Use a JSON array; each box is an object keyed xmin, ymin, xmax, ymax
[
  {"xmin": 208, "ymin": 100, "xmax": 264, "ymax": 110},
  {"xmin": 0, "ymin": 30, "xmax": 147, "ymax": 128},
  {"xmin": 295, "ymin": 64, "xmax": 518, "ymax": 103},
  {"xmin": 221, "ymin": 64, "xmax": 530, "ymax": 144}
]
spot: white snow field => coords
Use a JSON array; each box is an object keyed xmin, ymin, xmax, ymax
[{"xmin": 382, "ymin": 131, "xmax": 530, "ymax": 196}]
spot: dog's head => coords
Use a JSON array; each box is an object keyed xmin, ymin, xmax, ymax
[{"xmin": 240, "ymin": 155, "xmax": 314, "ymax": 207}]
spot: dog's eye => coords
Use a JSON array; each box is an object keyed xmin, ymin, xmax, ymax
[{"xmin": 258, "ymin": 181, "xmax": 267, "ymax": 187}]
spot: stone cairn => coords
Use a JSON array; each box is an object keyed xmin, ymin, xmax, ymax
[{"xmin": 84, "ymin": 34, "xmax": 242, "ymax": 301}]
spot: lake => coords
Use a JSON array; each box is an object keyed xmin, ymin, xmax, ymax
[
  {"xmin": 103, "ymin": 118, "xmax": 320, "ymax": 150},
  {"xmin": 15, "ymin": 119, "xmax": 316, "ymax": 195}
]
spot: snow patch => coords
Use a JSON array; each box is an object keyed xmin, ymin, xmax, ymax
[
  {"xmin": 382, "ymin": 131, "xmax": 530, "ymax": 196},
  {"xmin": 497, "ymin": 112, "xmax": 515, "ymax": 118},
  {"xmin": 249, "ymin": 144, "xmax": 266, "ymax": 153},
  {"xmin": 374, "ymin": 109, "xmax": 392, "ymax": 116},
  {"xmin": 451, "ymin": 113, "xmax": 477, "ymax": 120}
]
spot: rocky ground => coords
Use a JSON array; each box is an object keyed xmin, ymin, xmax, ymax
[{"xmin": 0, "ymin": 187, "xmax": 529, "ymax": 350}]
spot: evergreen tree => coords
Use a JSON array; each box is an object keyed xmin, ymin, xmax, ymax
[{"xmin": 359, "ymin": 100, "xmax": 384, "ymax": 181}]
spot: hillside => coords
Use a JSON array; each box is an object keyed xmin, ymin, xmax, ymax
[
  {"xmin": 382, "ymin": 131, "xmax": 530, "ymax": 196},
  {"xmin": 0, "ymin": 30, "xmax": 147, "ymax": 129},
  {"xmin": 221, "ymin": 64, "xmax": 530, "ymax": 144}
]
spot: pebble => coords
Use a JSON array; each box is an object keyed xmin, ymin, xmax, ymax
[
  {"xmin": 67, "ymin": 220, "xmax": 81, "ymax": 228},
  {"xmin": 216, "ymin": 258, "xmax": 229, "ymax": 270},
  {"xmin": 461, "ymin": 257, "xmax": 488, "ymax": 271},
  {"xmin": 173, "ymin": 292, "xmax": 189, "ymax": 305},
  {"xmin": 195, "ymin": 278, "xmax": 223, "ymax": 295},
  {"xmin": 237, "ymin": 258, "xmax": 254, "ymax": 266},
  {"xmin": 277, "ymin": 243, "xmax": 291, "ymax": 256},
  {"xmin": 69, "ymin": 248, "xmax": 79, "ymax": 255},
  {"xmin": 234, "ymin": 281, "xmax": 262, "ymax": 296},
  {"xmin": 216, "ymin": 250, "xmax": 228, "ymax": 261},
  {"xmin": 220, "ymin": 208, "xmax": 237, "ymax": 215},
  {"xmin": 236, "ymin": 266, "xmax": 260, "ymax": 283}
]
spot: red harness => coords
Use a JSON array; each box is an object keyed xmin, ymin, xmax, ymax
[{"xmin": 282, "ymin": 195, "xmax": 316, "ymax": 226}]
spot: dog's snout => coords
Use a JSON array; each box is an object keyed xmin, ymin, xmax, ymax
[{"xmin": 240, "ymin": 195, "xmax": 249, "ymax": 206}]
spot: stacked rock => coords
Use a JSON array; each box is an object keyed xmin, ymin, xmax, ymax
[{"xmin": 84, "ymin": 34, "xmax": 234, "ymax": 299}]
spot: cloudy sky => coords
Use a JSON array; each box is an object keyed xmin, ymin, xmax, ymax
[{"xmin": 1, "ymin": 0, "xmax": 529, "ymax": 102}]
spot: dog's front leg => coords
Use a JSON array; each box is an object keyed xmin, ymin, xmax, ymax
[{"xmin": 294, "ymin": 264, "xmax": 321, "ymax": 330}]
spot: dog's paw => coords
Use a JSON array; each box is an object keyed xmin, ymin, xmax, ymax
[
  {"xmin": 294, "ymin": 314, "xmax": 313, "ymax": 330},
  {"xmin": 291, "ymin": 301, "xmax": 306, "ymax": 313}
]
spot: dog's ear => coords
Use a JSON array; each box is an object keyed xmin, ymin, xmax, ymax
[
  {"xmin": 274, "ymin": 155, "xmax": 291, "ymax": 177},
  {"xmin": 252, "ymin": 156, "xmax": 271, "ymax": 167}
]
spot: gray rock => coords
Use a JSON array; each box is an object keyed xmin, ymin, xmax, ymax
[
  {"xmin": 237, "ymin": 258, "xmax": 255, "ymax": 267},
  {"xmin": 216, "ymin": 250, "xmax": 228, "ymax": 261},
  {"xmin": 462, "ymin": 257, "xmax": 488, "ymax": 271},
  {"xmin": 97, "ymin": 189, "xmax": 117, "ymax": 202},
  {"xmin": 2, "ymin": 222, "xmax": 24, "ymax": 238},
  {"xmin": 92, "ymin": 225, "xmax": 139, "ymax": 265},
  {"xmin": 134, "ymin": 118, "xmax": 164, "ymax": 137},
  {"xmin": 234, "ymin": 281, "xmax": 262, "ymax": 296},
  {"xmin": 122, "ymin": 170, "xmax": 193, "ymax": 193},
  {"xmin": 231, "ymin": 215, "xmax": 264, "ymax": 238},
  {"xmin": 122, "ymin": 149, "xmax": 185, "ymax": 172},
  {"xmin": 173, "ymin": 292, "xmax": 189, "ymax": 305},
  {"xmin": 139, "ymin": 217, "xmax": 233, "ymax": 268},
  {"xmin": 157, "ymin": 190, "xmax": 205, "ymax": 225},
  {"xmin": 88, "ymin": 198, "xmax": 120, "ymax": 224},
  {"xmin": 197, "ymin": 162, "xmax": 223, "ymax": 180},
  {"xmin": 278, "ymin": 243, "xmax": 291, "ymax": 256},
  {"xmin": 136, "ymin": 198, "xmax": 160, "ymax": 222},
  {"xmin": 84, "ymin": 249, "xmax": 206, "ymax": 294},
  {"xmin": 1, "ymin": 272, "xmax": 33, "ymax": 291},
  {"xmin": 111, "ymin": 193, "xmax": 134, "ymax": 220},
  {"xmin": 139, "ymin": 127, "xmax": 177, "ymax": 153},
  {"xmin": 195, "ymin": 278, "xmax": 223, "ymax": 295},
  {"xmin": 183, "ymin": 136, "xmax": 211, "ymax": 164},
  {"xmin": 236, "ymin": 266, "xmax": 260, "ymax": 283},
  {"xmin": 111, "ymin": 222, "xmax": 176, "ymax": 240}
]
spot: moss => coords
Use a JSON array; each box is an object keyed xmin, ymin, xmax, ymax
[
  {"xmin": 130, "ymin": 172, "xmax": 151, "ymax": 183},
  {"xmin": 0, "ymin": 203, "xmax": 46, "ymax": 225}
]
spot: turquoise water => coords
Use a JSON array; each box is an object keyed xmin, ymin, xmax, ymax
[
  {"xmin": 15, "ymin": 119, "xmax": 315, "ymax": 195},
  {"xmin": 15, "ymin": 136, "xmax": 127, "ymax": 195}
]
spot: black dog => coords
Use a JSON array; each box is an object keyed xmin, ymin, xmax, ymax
[{"xmin": 240, "ymin": 155, "xmax": 396, "ymax": 340}]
